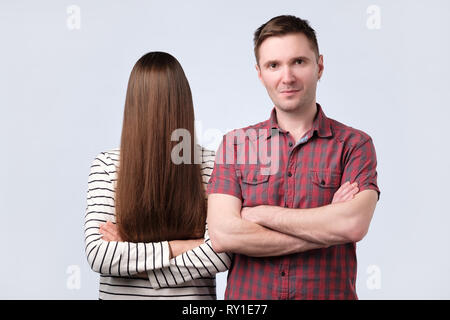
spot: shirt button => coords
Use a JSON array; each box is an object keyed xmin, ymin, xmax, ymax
[
  {"xmin": 288, "ymin": 142, "xmax": 293, "ymax": 147},
  {"xmin": 281, "ymin": 271, "xmax": 286, "ymax": 276},
  {"xmin": 288, "ymin": 172, "xmax": 292, "ymax": 177},
  {"xmin": 321, "ymin": 180, "xmax": 325, "ymax": 185}
]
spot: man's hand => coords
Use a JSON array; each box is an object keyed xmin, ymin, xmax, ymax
[
  {"xmin": 331, "ymin": 181, "xmax": 359, "ymax": 204},
  {"xmin": 242, "ymin": 181, "xmax": 359, "ymax": 224},
  {"xmin": 99, "ymin": 221, "xmax": 123, "ymax": 242}
]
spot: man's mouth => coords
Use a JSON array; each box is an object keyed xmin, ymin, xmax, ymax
[{"xmin": 280, "ymin": 89, "xmax": 300, "ymax": 95}]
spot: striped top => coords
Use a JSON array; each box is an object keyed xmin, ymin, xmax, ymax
[{"xmin": 84, "ymin": 147, "xmax": 232, "ymax": 300}]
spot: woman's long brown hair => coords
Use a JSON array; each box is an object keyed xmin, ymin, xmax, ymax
[{"xmin": 115, "ymin": 52, "xmax": 206, "ymax": 243}]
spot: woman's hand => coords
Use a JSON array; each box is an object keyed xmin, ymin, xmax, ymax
[
  {"xmin": 332, "ymin": 181, "xmax": 359, "ymax": 204},
  {"xmin": 99, "ymin": 221, "xmax": 123, "ymax": 242},
  {"xmin": 168, "ymin": 238, "xmax": 204, "ymax": 259},
  {"xmin": 99, "ymin": 221, "xmax": 204, "ymax": 257}
]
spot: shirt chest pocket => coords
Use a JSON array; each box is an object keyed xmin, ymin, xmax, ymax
[
  {"xmin": 239, "ymin": 169, "xmax": 270, "ymax": 185},
  {"xmin": 238, "ymin": 169, "xmax": 270, "ymax": 206},
  {"xmin": 310, "ymin": 170, "xmax": 341, "ymax": 188},
  {"xmin": 308, "ymin": 170, "xmax": 342, "ymax": 206}
]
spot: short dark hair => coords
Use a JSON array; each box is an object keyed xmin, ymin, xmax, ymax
[{"xmin": 253, "ymin": 15, "xmax": 320, "ymax": 64}]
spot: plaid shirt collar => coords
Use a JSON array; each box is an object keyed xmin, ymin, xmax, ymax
[{"xmin": 261, "ymin": 103, "xmax": 333, "ymax": 140}]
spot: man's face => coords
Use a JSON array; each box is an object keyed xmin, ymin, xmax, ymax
[{"xmin": 256, "ymin": 33, "xmax": 324, "ymax": 113}]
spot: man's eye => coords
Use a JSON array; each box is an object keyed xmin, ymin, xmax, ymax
[
  {"xmin": 295, "ymin": 59, "xmax": 303, "ymax": 64},
  {"xmin": 269, "ymin": 63, "xmax": 277, "ymax": 69}
]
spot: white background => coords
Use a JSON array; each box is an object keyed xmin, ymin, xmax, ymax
[{"xmin": 1, "ymin": 0, "xmax": 449, "ymax": 299}]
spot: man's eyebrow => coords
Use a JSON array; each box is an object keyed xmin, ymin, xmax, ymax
[
  {"xmin": 291, "ymin": 56, "xmax": 311, "ymax": 62},
  {"xmin": 263, "ymin": 56, "xmax": 312, "ymax": 67}
]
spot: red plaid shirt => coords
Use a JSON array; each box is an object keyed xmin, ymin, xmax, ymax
[{"xmin": 207, "ymin": 104, "xmax": 380, "ymax": 300}]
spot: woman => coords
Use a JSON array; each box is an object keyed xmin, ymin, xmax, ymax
[{"xmin": 84, "ymin": 52, "xmax": 231, "ymax": 300}]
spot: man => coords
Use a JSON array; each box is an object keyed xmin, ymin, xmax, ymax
[{"xmin": 207, "ymin": 15, "xmax": 380, "ymax": 300}]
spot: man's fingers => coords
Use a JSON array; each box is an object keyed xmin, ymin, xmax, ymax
[
  {"xmin": 342, "ymin": 187, "xmax": 359, "ymax": 201},
  {"xmin": 333, "ymin": 182, "xmax": 346, "ymax": 197},
  {"xmin": 336, "ymin": 181, "xmax": 351, "ymax": 193},
  {"xmin": 339, "ymin": 181, "xmax": 350, "ymax": 191},
  {"xmin": 334, "ymin": 181, "xmax": 352, "ymax": 198},
  {"xmin": 341, "ymin": 184, "xmax": 358, "ymax": 197},
  {"xmin": 340, "ymin": 182, "xmax": 358, "ymax": 196},
  {"xmin": 332, "ymin": 182, "xmax": 359, "ymax": 204},
  {"xmin": 349, "ymin": 185, "xmax": 359, "ymax": 195}
]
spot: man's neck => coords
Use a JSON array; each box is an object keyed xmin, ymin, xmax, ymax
[{"xmin": 275, "ymin": 102, "xmax": 318, "ymax": 142}]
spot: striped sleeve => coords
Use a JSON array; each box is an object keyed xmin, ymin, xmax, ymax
[
  {"xmin": 146, "ymin": 224, "xmax": 232, "ymax": 289},
  {"xmin": 84, "ymin": 152, "xmax": 171, "ymax": 276}
]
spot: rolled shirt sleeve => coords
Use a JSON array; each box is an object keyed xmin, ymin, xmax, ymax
[{"xmin": 341, "ymin": 137, "xmax": 380, "ymax": 200}]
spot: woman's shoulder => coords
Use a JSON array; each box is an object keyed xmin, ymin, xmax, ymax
[
  {"xmin": 197, "ymin": 145, "xmax": 215, "ymax": 168},
  {"xmin": 92, "ymin": 148, "xmax": 120, "ymax": 169},
  {"xmin": 92, "ymin": 147, "xmax": 213, "ymax": 169}
]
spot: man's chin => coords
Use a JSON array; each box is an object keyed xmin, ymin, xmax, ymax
[
  {"xmin": 275, "ymin": 98, "xmax": 315, "ymax": 114},
  {"xmin": 275, "ymin": 103, "xmax": 302, "ymax": 113}
]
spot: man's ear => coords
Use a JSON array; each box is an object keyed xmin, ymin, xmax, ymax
[
  {"xmin": 317, "ymin": 54, "xmax": 324, "ymax": 80},
  {"xmin": 255, "ymin": 64, "xmax": 263, "ymax": 83}
]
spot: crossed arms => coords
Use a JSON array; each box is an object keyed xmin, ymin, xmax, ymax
[
  {"xmin": 85, "ymin": 152, "xmax": 231, "ymax": 288},
  {"xmin": 207, "ymin": 184, "xmax": 378, "ymax": 257}
]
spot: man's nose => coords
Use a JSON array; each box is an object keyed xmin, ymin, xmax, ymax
[{"xmin": 281, "ymin": 66, "xmax": 295, "ymax": 84}]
